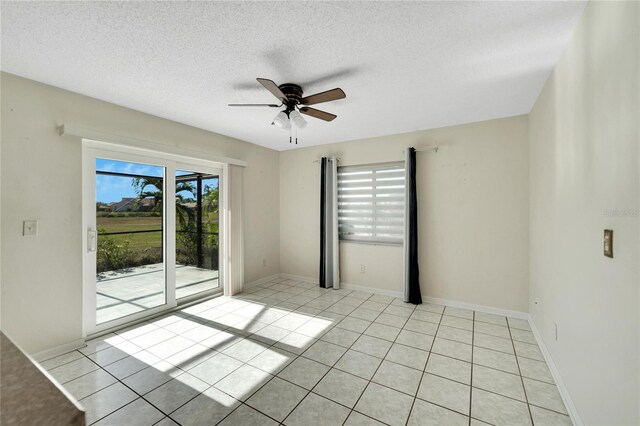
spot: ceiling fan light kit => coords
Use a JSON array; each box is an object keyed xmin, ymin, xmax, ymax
[
  {"xmin": 273, "ymin": 111, "xmax": 291, "ymax": 129},
  {"xmin": 289, "ymin": 110, "xmax": 307, "ymax": 129},
  {"xmin": 229, "ymin": 77, "xmax": 346, "ymax": 145}
]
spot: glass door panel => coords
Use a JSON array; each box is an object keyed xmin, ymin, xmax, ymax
[
  {"xmin": 95, "ymin": 158, "xmax": 166, "ymax": 324},
  {"xmin": 175, "ymin": 169, "xmax": 220, "ymax": 299}
]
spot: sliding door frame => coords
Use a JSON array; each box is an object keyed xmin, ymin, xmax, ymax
[{"xmin": 82, "ymin": 139, "xmax": 226, "ymax": 337}]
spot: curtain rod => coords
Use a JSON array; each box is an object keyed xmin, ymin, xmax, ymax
[
  {"xmin": 404, "ymin": 146, "xmax": 439, "ymax": 153},
  {"xmin": 312, "ymin": 146, "xmax": 438, "ymax": 164},
  {"xmin": 313, "ymin": 157, "xmax": 342, "ymax": 163}
]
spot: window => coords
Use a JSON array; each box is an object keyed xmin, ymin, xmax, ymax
[{"xmin": 338, "ymin": 161, "xmax": 405, "ymax": 244}]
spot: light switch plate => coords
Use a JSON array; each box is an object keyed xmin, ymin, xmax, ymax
[
  {"xmin": 604, "ymin": 229, "xmax": 613, "ymax": 258},
  {"xmin": 23, "ymin": 220, "xmax": 38, "ymax": 236}
]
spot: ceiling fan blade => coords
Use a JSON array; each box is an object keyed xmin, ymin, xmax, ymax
[
  {"xmin": 300, "ymin": 88, "xmax": 346, "ymax": 106},
  {"xmin": 228, "ymin": 103, "xmax": 280, "ymax": 107},
  {"xmin": 257, "ymin": 78, "xmax": 288, "ymax": 102},
  {"xmin": 299, "ymin": 107, "xmax": 337, "ymax": 122}
]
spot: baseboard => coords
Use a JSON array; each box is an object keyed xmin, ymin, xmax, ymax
[
  {"xmin": 244, "ymin": 273, "xmax": 281, "ymax": 289},
  {"xmin": 279, "ymin": 274, "xmax": 531, "ymax": 315},
  {"xmin": 424, "ymin": 296, "xmax": 529, "ymax": 320},
  {"xmin": 528, "ymin": 316, "xmax": 583, "ymax": 425},
  {"xmin": 33, "ymin": 338, "xmax": 86, "ymax": 362}
]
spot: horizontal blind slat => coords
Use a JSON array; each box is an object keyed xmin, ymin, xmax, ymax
[
  {"xmin": 339, "ymin": 212, "xmax": 403, "ymax": 218},
  {"xmin": 374, "ymin": 172, "xmax": 405, "ymax": 179},
  {"xmin": 338, "ymin": 188, "xmax": 404, "ymax": 194}
]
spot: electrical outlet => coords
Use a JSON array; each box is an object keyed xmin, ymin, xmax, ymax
[
  {"xmin": 262, "ymin": 258, "xmax": 267, "ymax": 267},
  {"xmin": 554, "ymin": 322, "xmax": 558, "ymax": 341},
  {"xmin": 23, "ymin": 220, "xmax": 38, "ymax": 236},
  {"xmin": 360, "ymin": 264, "xmax": 366, "ymax": 273}
]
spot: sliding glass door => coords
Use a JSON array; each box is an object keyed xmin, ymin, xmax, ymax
[
  {"xmin": 175, "ymin": 168, "xmax": 220, "ymax": 299},
  {"xmin": 83, "ymin": 145, "xmax": 223, "ymax": 335},
  {"xmin": 95, "ymin": 159, "xmax": 167, "ymax": 324}
]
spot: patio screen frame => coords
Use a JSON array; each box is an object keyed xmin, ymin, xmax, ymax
[{"xmin": 82, "ymin": 140, "xmax": 226, "ymax": 337}]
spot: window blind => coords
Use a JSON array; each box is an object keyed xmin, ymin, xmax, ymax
[{"xmin": 337, "ymin": 161, "xmax": 405, "ymax": 244}]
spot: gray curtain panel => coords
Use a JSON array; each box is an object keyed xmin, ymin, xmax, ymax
[
  {"xmin": 319, "ymin": 157, "xmax": 340, "ymax": 289},
  {"xmin": 404, "ymin": 148, "xmax": 422, "ymax": 304}
]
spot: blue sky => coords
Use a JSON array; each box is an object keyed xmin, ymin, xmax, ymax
[
  {"xmin": 96, "ymin": 159, "xmax": 163, "ymax": 203},
  {"xmin": 95, "ymin": 159, "xmax": 218, "ymax": 203}
]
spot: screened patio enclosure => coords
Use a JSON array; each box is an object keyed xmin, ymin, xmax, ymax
[{"xmin": 95, "ymin": 164, "xmax": 220, "ymax": 325}]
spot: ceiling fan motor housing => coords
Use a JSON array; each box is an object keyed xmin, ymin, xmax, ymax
[
  {"xmin": 279, "ymin": 83, "xmax": 303, "ymax": 115},
  {"xmin": 279, "ymin": 83, "xmax": 303, "ymax": 103}
]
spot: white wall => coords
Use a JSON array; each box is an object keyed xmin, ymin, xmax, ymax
[
  {"xmin": 280, "ymin": 115, "xmax": 529, "ymax": 312},
  {"xmin": 0, "ymin": 72, "xmax": 280, "ymax": 354},
  {"xmin": 529, "ymin": 1, "xmax": 639, "ymax": 424}
]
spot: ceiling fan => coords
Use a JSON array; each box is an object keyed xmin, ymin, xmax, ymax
[{"xmin": 229, "ymin": 78, "xmax": 346, "ymax": 134}]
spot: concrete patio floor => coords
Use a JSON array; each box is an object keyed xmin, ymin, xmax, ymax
[{"xmin": 97, "ymin": 263, "xmax": 219, "ymax": 324}]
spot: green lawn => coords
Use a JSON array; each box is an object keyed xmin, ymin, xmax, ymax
[
  {"xmin": 96, "ymin": 213, "xmax": 219, "ymax": 272},
  {"xmin": 97, "ymin": 213, "xmax": 217, "ymax": 251},
  {"xmin": 97, "ymin": 215, "xmax": 162, "ymax": 251},
  {"xmin": 97, "ymin": 215, "xmax": 162, "ymax": 232}
]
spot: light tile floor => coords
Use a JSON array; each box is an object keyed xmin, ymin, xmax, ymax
[{"xmin": 43, "ymin": 277, "xmax": 572, "ymax": 425}]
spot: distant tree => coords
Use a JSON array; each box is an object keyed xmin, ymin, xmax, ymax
[
  {"xmin": 131, "ymin": 177, "xmax": 195, "ymax": 228},
  {"xmin": 131, "ymin": 176, "xmax": 219, "ymax": 267},
  {"xmin": 202, "ymin": 184, "xmax": 219, "ymax": 247},
  {"xmin": 96, "ymin": 202, "xmax": 111, "ymax": 212}
]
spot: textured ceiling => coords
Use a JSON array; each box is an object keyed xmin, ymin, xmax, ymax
[{"xmin": 1, "ymin": 1, "xmax": 586, "ymax": 151}]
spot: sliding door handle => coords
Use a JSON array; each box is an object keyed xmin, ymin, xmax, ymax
[{"xmin": 88, "ymin": 229, "xmax": 97, "ymax": 252}]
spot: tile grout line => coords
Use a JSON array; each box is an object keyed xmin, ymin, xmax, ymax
[
  {"xmin": 80, "ymin": 292, "xmax": 296, "ymax": 425},
  {"xmin": 312, "ymin": 294, "xmax": 400, "ymax": 425},
  {"xmin": 405, "ymin": 307, "xmax": 529, "ymax": 425},
  {"xmin": 157, "ymin": 278, "xmax": 327, "ymax": 425},
  {"xmin": 219, "ymin": 285, "xmax": 389, "ymax": 425},
  {"xmin": 339, "ymin": 296, "xmax": 416, "ymax": 426},
  {"xmin": 211, "ymin": 356, "xmax": 299, "ymax": 424},
  {"xmin": 468, "ymin": 310, "xmax": 476, "ymax": 426},
  {"xmin": 210, "ymin": 289, "xmax": 344, "ymax": 425},
  {"xmin": 410, "ymin": 336, "xmax": 532, "ymax": 381},
  {"xmin": 250, "ymin": 283, "xmax": 566, "ymax": 419},
  {"xmin": 252, "ymin": 288, "xmax": 556, "ymax": 421},
  {"xmin": 101, "ymin": 338, "xmax": 268, "ymax": 423},
  {"xmin": 204, "ymin": 281, "xmax": 307, "ymax": 425},
  {"xmin": 75, "ymin": 350, "xmax": 181, "ymax": 425},
  {"xmin": 276, "ymin": 289, "xmax": 377, "ymax": 426},
  {"xmin": 506, "ymin": 318, "xmax": 535, "ymax": 426},
  {"xmin": 306, "ymin": 293, "xmax": 406, "ymax": 424},
  {"xmin": 188, "ymin": 289, "xmax": 436, "ymax": 424},
  {"xmin": 404, "ymin": 304, "xmax": 445, "ymax": 426}
]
